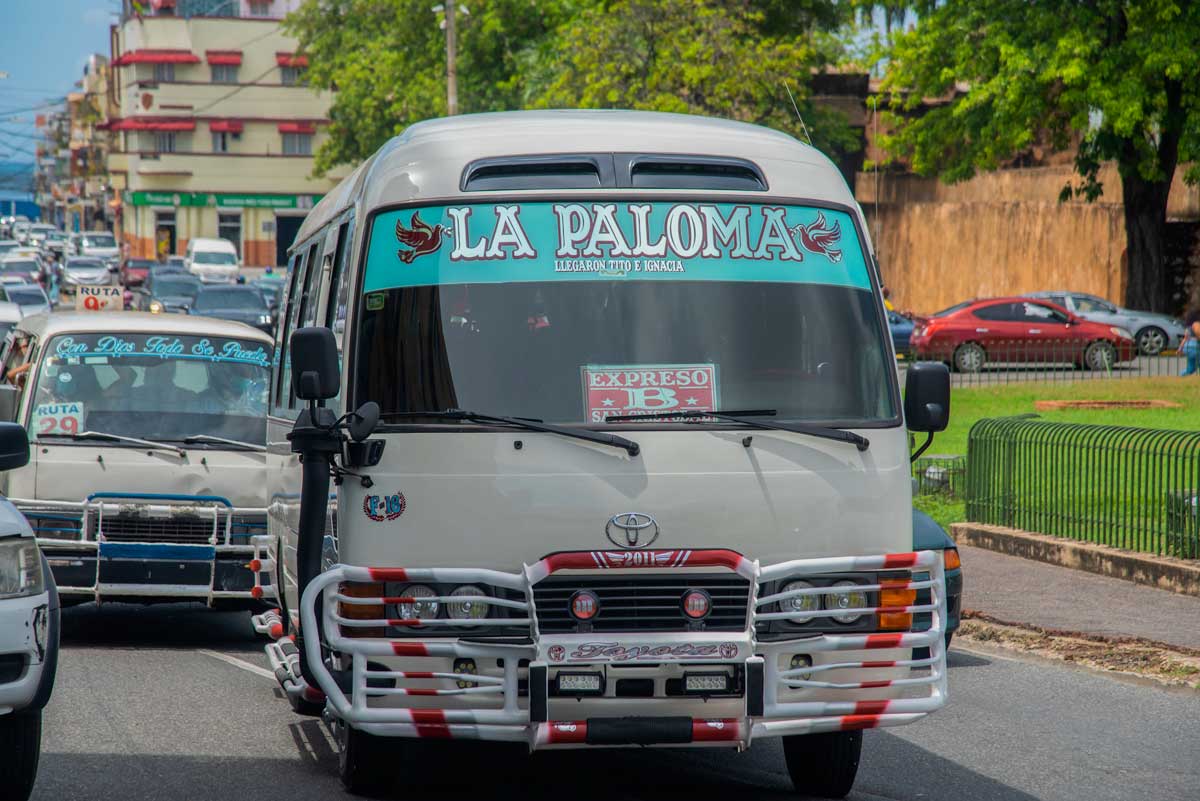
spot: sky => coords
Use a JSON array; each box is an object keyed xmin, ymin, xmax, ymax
[{"xmin": 0, "ymin": 0, "xmax": 119, "ymax": 165}]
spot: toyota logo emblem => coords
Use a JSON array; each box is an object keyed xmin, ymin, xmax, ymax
[{"xmin": 605, "ymin": 512, "xmax": 660, "ymax": 548}]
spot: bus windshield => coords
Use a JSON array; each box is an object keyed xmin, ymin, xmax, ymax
[
  {"xmin": 29, "ymin": 332, "xmax": 271, "ymax": 444},
  {"xmin": 354, "ymin": 201, "xmax": 896, "ymax": 426}
]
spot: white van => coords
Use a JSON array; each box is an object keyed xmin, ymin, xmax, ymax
[
  {"xmin": 185, "ymin": 237, "xmax": 240, "ymax": 284},
  {"xmin": 260, "ymin": 111, "xmax": 952, "ymax": 798},
  {"xmin": 1, "ymin": 312, "xmax": 273, "ymax": 608}
]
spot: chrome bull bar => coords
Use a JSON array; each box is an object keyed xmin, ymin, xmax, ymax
[{"xmin": 295, "ymin": 548, "xmax": 947, "ymax": 747}]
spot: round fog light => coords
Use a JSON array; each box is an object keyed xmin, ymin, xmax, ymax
[
  {"xmin": 397, "ymin": 584, "xmax": 439, "ymax": 621},
  {"xmin": 569, "ymin": 590, "xmax": 599, "ymax": 621},
  {"xmin": 824, "ymin": 581, "xmax": 868, "ymax": 624},
  {"xmin": 681, "ymin": 589, "xmax": 711, "ymax": 620},
  {"xmin": 779, "ymin": 580, "xmax": 818, "ymax": 621},
  {"xmin": 447, "ymin": 585, "xmax": 489, "ymax": 620},
  {"xmin": 789, "ymin": 654, "xmax": 813, "ymax": 681}
]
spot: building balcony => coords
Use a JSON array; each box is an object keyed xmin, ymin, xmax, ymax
[
  {"xmin": 117, "ymin": 150, "xmax": 333, "ymax": 196},
  {"xmin": 119, "ymin": 80, "xmax": 332, "ymax": 121}
]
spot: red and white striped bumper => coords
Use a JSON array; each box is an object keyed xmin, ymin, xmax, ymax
[{"xmin": 296, "ymin": 549, "xmax": 948, "ymax": 748}]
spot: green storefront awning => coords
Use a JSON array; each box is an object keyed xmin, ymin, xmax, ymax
[{"xmin": 123, "ymin": 191, "xmax": 319, "ymax": 209}]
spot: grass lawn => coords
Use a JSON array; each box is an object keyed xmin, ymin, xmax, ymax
[{"xmin": 914, "ymin": 377, "xmax": 1200, "ymax": 531}]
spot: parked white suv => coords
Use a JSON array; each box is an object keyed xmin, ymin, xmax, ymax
[
  {"xmin": 185, "ymin": 237, "xmax": 240, "ymax": 283},
  {"xmin": 0, "ymin": 422, "xmax": 58, "ymax": 801}
]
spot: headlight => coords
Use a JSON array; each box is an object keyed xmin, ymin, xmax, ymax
[
  {"xmin": 447, "ymin": 585, "xmax": 489, "ymax": 620},
  {"xmin": 62, "ymin": 273, "xmax": 79, "ymax": 285},
  {"xmin": 149, "ymin": 301, "xmax": 163, "ymax": 313},
  {"xmin": 1110, "ymin": 327, "xmax": 1133, "ymax": 340},
  {"xmin": 0, "ymin": 537, "xmax": 44, "ymax": 599},
  {"xmin": 397, "ymin": 584, "xmax": 439, "ymax": 621},
  {"xmin": 257, "ymin": 314, "xmax": 272, "ymax": 325},
  {"xmin": 778, "ymin": 580, "xmax": 818, "ymax": 621},
  {"xmin": 823, "ymin": 581, "xmax": 868, "ymax": 624}
]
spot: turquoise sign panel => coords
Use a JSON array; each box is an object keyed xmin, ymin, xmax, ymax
[{"xmin": 363, "ymin": 202, "xmax": 870, "ymax": 294}]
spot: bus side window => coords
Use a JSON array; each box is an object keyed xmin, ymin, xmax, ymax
[
  {"xmin": 274, "ymin": 248, "xmax": 309, "ymax": 414},
  {"xmin": 281, "ymin": 238, "xmax": 325, "ymax": 409},
  {"xmin": 324, "ymin": 218, "xmax": 354, "ymax": 407}
]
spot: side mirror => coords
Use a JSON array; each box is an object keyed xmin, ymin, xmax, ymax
[
  {"xmin": 290, "ymin": 326, "xmax": 340, "ymax": 401},
  {"xmin": 348, "ymin": 401, "xmax": 379, "ymax": 442},
  {"xmin": 0, "ymin": 421, "xmax": 27, "ymax": 470},
  {"xmin": 904, "ymin": 361, "xmax": 950, "ymax": 433},
  {"xmin": 0, "ymin": 386, "xmax": 18, "ymax": 424}
]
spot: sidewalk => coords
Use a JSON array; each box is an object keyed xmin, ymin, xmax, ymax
[{"xmin": 958, "ymin": 544, "xmax": 1200, "ymax": 652}]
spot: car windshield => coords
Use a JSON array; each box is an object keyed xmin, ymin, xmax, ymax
[
  {"xmin": 127, "ymin": 260, "xmax": 154, "ymax": 270},
  {"xmin": 6, "ymin": 288, "xmax": 45, "ymax": 305},
  {"xmin": 0, "ymin": 243, "xmax": 16, "ymax": 253},
  {"xmin": 354, "ymin": 201, "xmax": 897, "ymax": 425},
  {"xmin": 29, "ymin": 333, "xmax": 270, "ymax": 443},
  {"xmin": 193, "ymin": 250, "xmax": 237, "ymax": 265},
  {"xmin": 193, "ymin": 288, "xmax": 266, "ymax": 311},
  {"xmin": 67, "ymin": 259, "xmax": 106, "ymax": 270},
  {"xmin": 932, "ymin": 300, "xmax": 973, "ymax": 317},
  {"xmin": 82, "ymin": 234, "xmax": 116, "ymax": 248},
  {"xmin": 155, "ymin": 278, "xmax": 201, "ymax": 298},
  {"xmin": 0, "ymin": 260, "xmax": 37, "ymax": 273}
]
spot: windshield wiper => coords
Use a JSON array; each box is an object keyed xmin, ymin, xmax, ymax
[
  {"xmin": 181, "ymin": 434, "xmax": 266, "ymax": 452},
  {"xmin": 49, "ymin": 430, "xmax": 186, "ymax": 457},
  {"xmin": 387, "ymin": 409, "xmax": 640, "ymax": 457},
  {"xmin": 606, "ymin": 408, "xmax": 869, "ymax": 452}
]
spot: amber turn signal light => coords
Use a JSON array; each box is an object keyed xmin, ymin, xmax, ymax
[
  {"xmin": 878, "ymin": 586, "xmax": 917, "ymax": 631},
  {"xmin": 339, "ymin": 581, "xmax": 386, "ymax": 638}
]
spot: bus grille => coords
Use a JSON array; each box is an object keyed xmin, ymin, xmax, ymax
[
  {"xmin": 92, "ymin": 515, "xmax": 216, "ymax": 545},
  {"xmin": 533, "ymin": 574, "xmax": 750, "ymax": 633}
]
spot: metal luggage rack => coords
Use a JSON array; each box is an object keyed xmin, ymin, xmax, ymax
[{"xmin": 291, "ymin": 548, "xmax": 947, "ymax": 746}]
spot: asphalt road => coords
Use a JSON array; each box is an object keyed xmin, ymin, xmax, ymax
[{"xmin": 33, "ymin": 603, "xmax": 1200, "ymax": 801}]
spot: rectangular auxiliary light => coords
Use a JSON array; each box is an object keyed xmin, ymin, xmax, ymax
[
  {"xmin": 683, "ymin": 672, "xmax": 731, "ymax": 694},
  {"xmin": 555, "ymin": 672, "xmax": 604, "ymax": 695}
]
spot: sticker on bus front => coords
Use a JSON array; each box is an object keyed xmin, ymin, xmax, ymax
[{"xmin": 582, "ymin": 364, "xmax": 718, "ymax": 422}]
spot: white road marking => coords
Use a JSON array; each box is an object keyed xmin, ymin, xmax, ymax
[{"xmin": 198, "ymin": 648, "xmax": 277, "ymax": 680}]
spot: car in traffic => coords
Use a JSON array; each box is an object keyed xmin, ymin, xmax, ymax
[
  {"xmin": 912, "ymin": 508, "xmax": 962, "ymax": 651},
  {"xmin": 0, "ymin": 422, "xmax": 59, "ymax": 801},
  {"xmin": 57, "ymin": 257, "xmax": 114, "ymax": 305},
  {"xmin": 118, "ymin": 257, "xmax": 154, "ymax": 288},
  {"xmin": 0, "ymin": 256, "xmax": 43, "ymax": 288},
  {"xmin": 39, "ymin": 230, "xmax": 69, "ymax": 260},
  {"xmin": 0, "ymin": 301, "xmax": 24, "ymax": 340},
  {"xmin": 888, "ymin": 309, "xmax": 915, "ymax": 356},
  {"xmin": 0, "ymin": 285, "xmax": 50, "ymax": 317},
  {"xmin": 10, "ymin": 222, "xmax": 32, "ymax": 245},
  {"xmin": 0, "ymin": 240, "xmax": 19, "ymax": 258},
  {"xmin": 250, "ymin": 276, "xmax": 285, "ymax": 311},
  {"xmin": 1026, "ymin": 291, "xmax": 1188, "ymax": 356},
  {"xmin": 25, "ymin": 225, "xmax": 57, "ymax": 249},
  {"xmin": 74, "ymin": 231, "xmax": 119, "ymax": 263},
  {"xmin": 911, "ymin": 296, "xmax": 1138, "ymax": 372},
  {"xmin": 1, "ymin": 312, "xmax": 274, "ymax": 610},
  {"xmin": 185, "ymin": 237, "xmax": 240, "ymax": 284},
  {"xmin": 188, "ymin": 285, "xmax": 274, "ymax": 333},
  {"xmin": 136, "ymin": 271, "xmax": 202, "ymax": 314},
  {"xmin": 164, "ymin": 255, "xmax": 187, "ymax": 272}
]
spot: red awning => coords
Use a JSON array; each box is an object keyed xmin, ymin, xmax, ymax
[
  {"xmin": 113, "ymin": 49, "xmax": 200, "ymax": 66},
  {"xmin": 109, "ymin": 118, "xmax": 196, "ymax": 132},
  {"xmin": 209, "ymin": 119, "xmax": 244, "ymax": 134},
  {"xmin": 275, "ymin": 53, "xmax": 309, "ymax": 68},
  {"xmin": 278, "ymin": 121, "xmax": 316, "ymax": 134},
  {"xmin": 206, "ymin": 50, "xmax": 243, "ymax": 66}
]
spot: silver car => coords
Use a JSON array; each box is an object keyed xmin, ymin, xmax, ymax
[{"xmin": 1029, "ymin": 291, "xmax": 1188, "ymax": 356}]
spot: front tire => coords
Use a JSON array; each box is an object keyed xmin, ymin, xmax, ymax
[
  {"xmin": 1135, "ymin": 326, "xmax": 1166, "ymax": 356},
  {"xmin": 0, "ymin": 709, "xmax": 43, "ymax": 801},
  {"xmin": 1084, "ymin": 340, "xmax": 1117, "ymax": 371},
  {"xmin": 783, "ymin": 730, "xmax": 862, "ymax": 799},
  {"xmin": 338, "ymin": 723, "xmax": 397, "ymax": 797},
  {"xmin": 952, "ymin": 342, "xmax": 985, "ymax": 373}
]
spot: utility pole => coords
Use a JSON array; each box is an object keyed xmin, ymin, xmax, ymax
[{"xmin": 445, "ymin": 0, "xmax": 458, "ymax": 115}]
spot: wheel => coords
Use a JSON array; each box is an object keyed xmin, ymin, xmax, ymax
[
  {"xmin": 1084, "ymin": 341, "xmax": 1117, "ymax": 371},
  {"xmin": 783, "ymin": 730, "xmax": 862, "ymax": 799},
  {"xmin": 1135, "ymin": 326, "xmax": 1166, "ymax": 356},
  {"xmin": 338, "ymin": 722, "xmax": 397, "ymax": 796},
  {"xmin": 952, "ymin": 342, "xmax": 985, "ymax": 373},
  {"xmin": 0, "ymin": 709, "xmax": 42, "ymax": 801}
]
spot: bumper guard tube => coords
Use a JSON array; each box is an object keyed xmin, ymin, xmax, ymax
[
  {"xmin": 14, "ymin": 493, "xmax": 270, "ymax": 605},
  {"xmin": 298, "ymin": 549, "xmax": 947, "ymax": 749}
]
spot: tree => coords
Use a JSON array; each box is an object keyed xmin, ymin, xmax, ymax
[
  {"xmin": 878, "ymin": 1, "xmax": 1200, "ymax": 312},
  {"xmin": 286, "ymin": 0, "xmax": 860, "ymax": 177}
]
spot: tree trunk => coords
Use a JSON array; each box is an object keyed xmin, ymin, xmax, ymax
[{"xmin": 1120, "ymin": 173, "xmax": 1171, "ymax": 312}]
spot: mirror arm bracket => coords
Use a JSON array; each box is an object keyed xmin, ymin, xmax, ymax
[{"xmin": 910, "ymin": 431, "xmax": 934, "ymax": 463}]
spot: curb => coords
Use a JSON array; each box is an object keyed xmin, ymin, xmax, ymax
[{"xmin": 949, "ymin": 522, "xmax": 1200, "ymax": 598}]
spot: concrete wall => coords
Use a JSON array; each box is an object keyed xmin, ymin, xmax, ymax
[{"xmin": 856, "ymin": 164, "xmax": 1199, "ymax": 313}]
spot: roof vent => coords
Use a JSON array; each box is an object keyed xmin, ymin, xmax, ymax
[{"xmin": 461, "ymin": 155, "xmax": 612, "ymax": 191}]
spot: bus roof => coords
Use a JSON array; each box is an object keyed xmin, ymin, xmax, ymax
[
  {"xmin": 293, "ymin": 110, "xmax": 854, "ymax": 247},
  {"xmin": 14, "ymin": 311, "xmax": 274, "ymax": 344}
]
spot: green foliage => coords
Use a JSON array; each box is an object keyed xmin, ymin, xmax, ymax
[
  {"xmin": 286, "ymin": 0, "xmax": 860, "ymax": 175},
  {"xmin": 878, "ymin": 1, "xmax": 1200, "ymax": 194}
]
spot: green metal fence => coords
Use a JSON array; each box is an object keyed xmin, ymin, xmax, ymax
[{"xmin": 965, "ymin": 418, "xmax": 1200, "ymax": 558}]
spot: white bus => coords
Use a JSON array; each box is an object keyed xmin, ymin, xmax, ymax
[{"xmin": 260, "ymin": 110, "xmax": 952, "ymax": 798}]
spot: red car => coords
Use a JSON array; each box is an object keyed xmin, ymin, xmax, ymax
[{"xmin": 910, "ymin": 296, "xmax": 1137, "ymax": 372}]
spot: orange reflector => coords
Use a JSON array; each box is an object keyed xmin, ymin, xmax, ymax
[
  {"xmin": 339, "ymin": 581, "xmax": 386, "ymax": 638},
  {"xmin": 878, "ymin": 586, "xmax": 916, "ymax": 631},
  {"xmin": 943, "ymin": 548, "xmax": 961, "ymax": 571}
]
